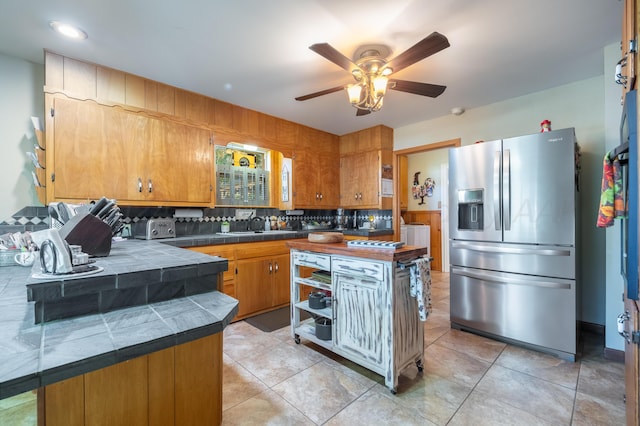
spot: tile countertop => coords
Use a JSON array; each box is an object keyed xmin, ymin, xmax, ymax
[
  {"xmin": 0, "ymin": 228, "xmax": 394, "ymax": 400},
  {"xmin": 164, "ymin": 228, "xmax": 394, "ymax": 248},
  {"xmin": 0, "ymin": 239, "xmax": 238, "ymax": 400}
]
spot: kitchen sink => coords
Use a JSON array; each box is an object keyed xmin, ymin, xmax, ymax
[{"xmin": 218, "ymin": 230, "xmax": 298, "ymax": 236}]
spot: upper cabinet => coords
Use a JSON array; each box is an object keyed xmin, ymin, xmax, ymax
[
  {"xmin": 291, "ymin": 126, "xmax": 340, "ymax": 209},
  {"xmin": 339, "ymin": 125, "xmax": 394, "ymax": 210},
  {"xmin": 47, "ymin": 96, "xmax": 213, "ymax": 205}
]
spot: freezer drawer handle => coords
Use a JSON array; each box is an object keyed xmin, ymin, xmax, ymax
[
  {"xmin": 452, "ymin": 266, "xmax": 571, "ymax": 289},
  {"xmin": 451, "ymin": 241, "xmax": 571, "ymax": 257}
]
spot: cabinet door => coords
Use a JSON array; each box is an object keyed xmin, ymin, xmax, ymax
[
  {"xmin": 334, "ymin": 273, "xmax": 384, "ymax": 366},
  {"xmin": 292, "ymin": 148, "xmax": 316, "ymax": 207},
  {"xmin": 272, "ymin": 253, "xmax": 291, "ymax": 307},
  {"xmin": 53, "ymin": 97, "xmax": 135, "ymax": 201},
  {"xmin": 316, "ymin": 152, "xmax": 340, "ymax": 207},
  {"xmin": 293, "ymin": 147, "xmax": 339, "ymax": 208},
  {"xmin": 340, "ymin": 151, "xmax": 380, "ymax": 208},
  {"xmin": 145, "ymin": 118, "xmax": 212, "ymax": 204},
  {"xmin": 236, "ymin": 257, "xmax": 273, "ymax": 317},
  {"xmin": 358, "ymin": 151, "xmax": 381, "ymax": 206}
]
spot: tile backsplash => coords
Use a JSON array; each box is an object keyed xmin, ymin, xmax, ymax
[{"xmin": 1, "ymin": 206, "xmax": 392, "ymax": 236}]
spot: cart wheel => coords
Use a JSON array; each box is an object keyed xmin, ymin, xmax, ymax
[
  {"xmin": 294, "ymin": 335, "xmax": 301, "ymax": 344},
  {"xmin": 416, "ymin": 360, "xmax": 424, "ymax": 372},
  {"xmin": 390, "ymin": 388, "xmax": 397, "ymax": 395}
]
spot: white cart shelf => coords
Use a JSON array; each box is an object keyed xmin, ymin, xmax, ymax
[{"xmin": 290, "ymin": 247, "xmax": 426, "ymax": 394}]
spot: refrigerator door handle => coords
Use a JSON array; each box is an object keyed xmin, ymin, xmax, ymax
[
  {"xmin": 451, "ymin": 241, "xmax": 572, "ymax": 257},
  {"xmin": 493, "ymin": 150, "xmax": 501, "ymax": 230},
  {"xmin": 503, "ymin": 149, "xmax": 511, "ymax": 230},
  {"xmin": 451, "ymin": 266, "xmax": 572, "ymax": 289}
]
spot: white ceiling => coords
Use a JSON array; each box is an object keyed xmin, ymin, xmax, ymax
[{"xmin": 0, "ymin": 0, "xmax": 623, "ymax": 136}]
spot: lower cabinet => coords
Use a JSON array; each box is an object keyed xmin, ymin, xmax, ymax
[
  {"xmin": 236, "ymin": 250, "xmax": 290, "ymax": 318},
  {"xmin": 38, "ymin": 333, "xmax": 223, "ymax": 426},
  {"xmin": 333, "ymin": 273, "xmax": 384, "ymax": 366},
  {"xmin": 189, "ymin": 245, "xmax": 236, "ymax": 299},
  {"xmin": 190, "ymin": 240, "xmax": 291, "ymax": 320}
]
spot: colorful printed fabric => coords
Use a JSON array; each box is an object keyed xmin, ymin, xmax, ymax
[
  {"xmin": 597, "ymin": 151, "xmax": 626, "ymax": 227},
  {"xmin": 408, "ymin": 256, "xmax": 432, "ymax": 321}
]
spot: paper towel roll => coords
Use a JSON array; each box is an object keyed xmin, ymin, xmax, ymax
[{"xmin": 174, "ymin": 208, "xmax": 203, "ymax": 218}]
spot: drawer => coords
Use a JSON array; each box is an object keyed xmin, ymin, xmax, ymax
[
  {"xmin": 332, "ymin": 257, "xmax": 384, "ymax": 281},
  {"xmin": 293, "ymin": 251, "xmax": 331, "ymax": 270}
]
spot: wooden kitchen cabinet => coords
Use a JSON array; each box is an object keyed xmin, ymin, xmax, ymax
[
  {"xmin": 621, "ymin": 0, "xmax": 637, "ymax": 96},
  {"xmin": 192, "ymin": 241, "xmax": 291, "ymax": 320},
  {"xmin": 189, "ymin": 245, "xmax": 236, "ymax": 299},
  {"xmin": 339, "ymin": 125, "xmax": 393, "ymax": 210},
  {"xmin": 292, "ymin": 127, "xmax": 339, "ymax": 209},
  {"xmin": 47, "ymin": 95, "xmax": 213, "ymax": 206},
  {"xmin": 236, "ymin": 243, "xmax": 290, "ymax": 318},
  {"xmin": 38, "ymin": 334, "xmax": 222, "ymax": 426},
  {"xmin": 339, "ymin": 150, "xmax": 382, "ymax": 208}
]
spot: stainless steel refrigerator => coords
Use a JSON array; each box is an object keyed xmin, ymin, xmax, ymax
[{"xmin": 448, "ymin": 127, "xmax": 578, "ymax": 361}]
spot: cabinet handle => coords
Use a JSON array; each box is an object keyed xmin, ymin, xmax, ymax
[
  {"xmin": 358, "ymin": 192, "xmax": 362, "ymax": 200},
  {"xmin": 274, "ymin": 262, "xmax": 279, "ymax": 272},
  {"xmin": 138, "ymin": 178, "xmax": 142, "ymax": 192},
  {"xmin": 269, "ymin": 262, "xmax": 273, "ymax": 273},
  {"xmin": 354, "ymin": 193, "xmax": 358, "ymax": 200},
  {"xmin": 148, "ymin": 179, "xmax": 153, "ymax": 193},
  {"xmin": 319, "ymin": 193, "xmax": 323, "ymax": 200}
]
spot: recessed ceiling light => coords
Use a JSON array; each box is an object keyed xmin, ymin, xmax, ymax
[{"xmin": 49, "ymin": 21, "xmax": 88, "ymax": 40}]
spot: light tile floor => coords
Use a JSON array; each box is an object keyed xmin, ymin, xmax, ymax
[
  {"xmin": 0, "ymin": 272, "xmax": 627, "ymax": 425},
  {"xmin": 221, "ymin": 272, "xmax": 626, "ymax": 425}
]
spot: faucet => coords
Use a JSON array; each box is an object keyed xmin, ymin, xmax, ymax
[
  {"xmin": 249, "ymin": 215, "xmax": 264, "ymax": 232},
  {"xmin": 246, "ymin": 211, "xmax": 254, "ymax": 230}
]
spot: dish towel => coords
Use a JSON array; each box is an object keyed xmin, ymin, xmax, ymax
[
  {"xmin": 407, "ymin": 256, "xmax": 432, "ymax": 321},
  {"xmin": 597, "ymin": 151, "xmax": 626, "ymax": 227}
]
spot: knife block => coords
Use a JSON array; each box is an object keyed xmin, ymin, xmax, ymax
[{"xmin": 59, "ymin": 213, "xmax": 112, "ymax": 257}]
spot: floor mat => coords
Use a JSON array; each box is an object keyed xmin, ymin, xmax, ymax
[{"xmin": 244, "ymin": 306, "xmax": 309, "ymax": 332}]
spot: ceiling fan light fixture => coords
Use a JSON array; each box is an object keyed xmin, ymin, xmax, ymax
[
  {"xmin": 296, "ymin": 32, "xmax": 449, "ymax": 116},
  {"xmin": 346, "ymin": 84, "xmax": 363, "ymax": 105},
  {"xmin": 372, "ymin": 75, "xmax": 388, "ymax": 97}
]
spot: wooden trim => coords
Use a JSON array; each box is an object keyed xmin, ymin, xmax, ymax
[
  {"xmin": 394, "ymin": 138, "xmax": 461, "ymax": 156},
  {"xmin": 392, "ymin": 138, "xmax": 461, "ymax": 272},
  {"xmin": 604, "ymin": 347, "xmax": 625, "ymax": 363}
]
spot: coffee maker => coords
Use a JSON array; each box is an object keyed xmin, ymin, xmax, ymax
[{"xmin": 335, "ymin": 208, "xmax": 347, "ymax": 230}]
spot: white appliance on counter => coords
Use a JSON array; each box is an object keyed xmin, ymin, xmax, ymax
[{"xmin": 400, "ymin": 224, "xmax": 430, "ymax": 255}]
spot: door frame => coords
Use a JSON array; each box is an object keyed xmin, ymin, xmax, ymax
[{"xmin": 393, "ymin": 138, "xmax": 461, "ymax": 261}]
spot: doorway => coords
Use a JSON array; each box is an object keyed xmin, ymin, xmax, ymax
[{"xmin": 393, "ymin": 138, "xmax": 460, "ymax": 272}]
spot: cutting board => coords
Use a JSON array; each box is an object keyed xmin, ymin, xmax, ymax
[{"xmin": 308, "ymin": 232, "xmax": 344, "ymax": 243}]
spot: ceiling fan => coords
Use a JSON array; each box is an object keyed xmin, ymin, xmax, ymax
[{"xmin": 295, "ymin": 32, "xmax": 450, "ymax": 116}]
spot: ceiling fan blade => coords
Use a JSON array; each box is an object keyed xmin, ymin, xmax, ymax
[
  {"xmin": 387, "ymin": 32, "xmax": 450, "ymax": 73},
  {"xmin": 295, "ymin": 85, "xmax": 345, "ymax": 101},
  {"xmin": 309, "ymin": 43, "xmax": 359, "ymax": 72},
  {"xmin": 356, "ymin": 109, "xmax": 371, "ymax": 117},
  {"xmin": 389, "ymin": 79, "xmax": 446, "ymax": 98}
]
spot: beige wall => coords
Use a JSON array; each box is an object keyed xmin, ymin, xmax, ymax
[
  {"xmin": 394, "ymin": 63, "xmax": 618, "ymax": 334},
  {"xmin": 406, "ymin": 149, "xmax": 448, "ymax": 211},
  {"xmin": 0, "ymin": 53, "xmax": 44, "ymax": 222}
]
